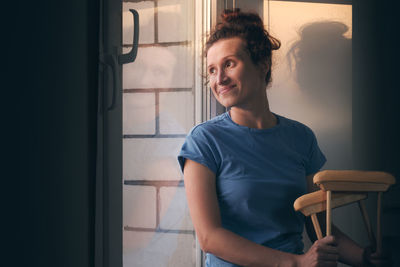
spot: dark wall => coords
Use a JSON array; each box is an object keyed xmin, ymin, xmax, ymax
[
  {"xmin": 353, "ymin": 0, "xmax": 400, "ymax": 264},
  {"xmin": 6, "ymin": 0, "xmax": 399, "ymax": 267},
  {"xmin": 8, "ymin": 1, "xmax": 99, "ymax": 267}
]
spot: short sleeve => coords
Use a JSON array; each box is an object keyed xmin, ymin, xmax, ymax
[
  {"xmin": 177, "ymin": 128, "xmax": 219, "ymax": 174},
  {"xmin": 305, "ymin": 129, "xmax": 326, "ymax": 175}
]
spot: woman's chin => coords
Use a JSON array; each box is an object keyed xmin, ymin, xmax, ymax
[
  {"xmin": 217, "ymin": 100, "xmax": 233, "ymax": 109},
  {"xmin": 216, "ymin": 95, "xmax": 236, "ymax": 108}
]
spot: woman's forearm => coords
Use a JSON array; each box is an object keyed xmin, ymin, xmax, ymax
[
  {"xmin": 200, "ymin": 226, "xmax": 298, "ymax": 267},
  {"xmin": 309, "ymin": 213, "xmax": 364, "ymax": 266},
  {"xmin": 332, "ymin": 225, "xmax": 364, "ymax": 267},
  {"xmin": 184, "ymin": 159, "xmax": 299, "ymax": 267}
]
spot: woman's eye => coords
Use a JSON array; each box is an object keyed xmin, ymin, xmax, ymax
[{"xmin": 226, "ymin": 61, "xmax": 233, "ymax": 68}]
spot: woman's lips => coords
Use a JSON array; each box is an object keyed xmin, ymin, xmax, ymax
[{"xmin": 218, "ymin": 85, "xmax": 235, "ymax": 95}]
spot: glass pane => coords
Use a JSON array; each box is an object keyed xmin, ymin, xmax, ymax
[
  {"xmin": 264, "ymin": 0, "xmax": 356, "ymax": 259},
  {"xmin": 123, "ymin": 138, "xmax": 185, "ymax": 181},
  {"xmin": 123, "ymin": 45, "xmax": 194, "ymax": 89},
  {"xmin": 123, "ymin": 231, "xmax": 196, "ymax": 266},
  {"xmin": 265, "ymin": 1, "xmax": 352, "ymax": 170},
  {"xmin": 122, "ymin": 0, "xmax": 196, "ymax": 266},
  {"xmin": 159, "ymin": 92, "xmax": 194, "ymax": 134}
]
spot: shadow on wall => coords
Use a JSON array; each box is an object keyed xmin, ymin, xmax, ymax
[
  {"xmin": 287, "ymin": 21, "xmax": 351, "ymax": 104},
  {"xmin": 284, "ymin": 22, "xmax": 368, "ymax": 261},
  {"xmin": 286, "ymin": 21, "xmax": 352, "ymax": 170}
]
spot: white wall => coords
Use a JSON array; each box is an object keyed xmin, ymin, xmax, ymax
[{"xmin": 264, "ymin": 2, "xmax": 367, "ymax": 265}]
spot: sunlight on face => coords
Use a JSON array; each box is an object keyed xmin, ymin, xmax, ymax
[{"xmin": 206, "ymin": 37, "xmax": 266, "ymax": 108}]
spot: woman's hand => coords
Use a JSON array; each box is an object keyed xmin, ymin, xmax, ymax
[
  {"xmin": 296, "ymin": 235, "xmax": 339, "ymax": 267},
  {"xmin": 362, "ymin": 246, "xmax": 392, "ymax": 267}
]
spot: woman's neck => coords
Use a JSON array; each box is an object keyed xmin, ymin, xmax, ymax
[{"xmin": 229, "ymin": 100, "xmax": 277, "ymax": 130}]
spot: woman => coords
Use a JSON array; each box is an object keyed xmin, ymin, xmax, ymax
[{"xmin": 178, "ymin": 9, "xmax": 387, "ymax": 267}]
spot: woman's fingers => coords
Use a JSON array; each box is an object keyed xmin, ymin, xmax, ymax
[
  {"xmin": 318, "ymin": 235, "xmax": 337, "ymax": 246},
  {"xmin": 316, "ymin": 236, "xmax": 339, "ymax": 263},
  {"xmin": 367, "ymin": 251, "xmax": 392, "ymax": 267},
  {"xmin": 298, "ymin": 235, "xmax": 339, "ymax": 267},
  {"xmin": 316, "ymin": 250, "xmax": 339, "ymax": 261},
  {"xmin": 313, "ymin": 236, "xmax": 338, "ymax": 252},
  {"xmin": 362, "ymin": 245, "xmax": 393, "ymax": 266}
]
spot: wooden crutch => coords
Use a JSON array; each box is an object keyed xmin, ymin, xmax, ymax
[
  {"xmin": 313, "ymin": 170, "xmax": 395, "ymax": 253},
  {"xmin": 294, "ymin": 190, "xmax": 368, "ymax": 240}
]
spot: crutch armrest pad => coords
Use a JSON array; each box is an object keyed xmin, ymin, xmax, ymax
[
  {"xmin": 314, "ymin": 170, "xmax": 395, "ymax": 192},
  {"xmin": 294, "ymin": 190, "xmax": 367, "ymax": 216}
]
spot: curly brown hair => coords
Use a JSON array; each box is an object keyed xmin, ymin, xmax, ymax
[{"xmin": 205, "ymin": 9, "xmax": 281, "ymax": 85}]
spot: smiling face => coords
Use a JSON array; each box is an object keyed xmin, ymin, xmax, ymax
[{"xmin": 206, "ymin": 37, "xmax": 267, "ymax": 109}]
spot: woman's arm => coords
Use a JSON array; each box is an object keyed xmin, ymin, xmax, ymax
[
  {"xmin": 305, "ymin": 174, "xmax": 364, "ymax": 266},
  {"xmin": 184, "ymin": 159, "xmax": 337, "ymax": 267}
]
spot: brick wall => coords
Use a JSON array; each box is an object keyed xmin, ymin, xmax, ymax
[{"xmin": 122, "ymin": 0, "xmax": 196, "ymax": 266}]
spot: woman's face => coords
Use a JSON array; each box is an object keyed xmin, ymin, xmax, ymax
[{"xmin": 206, "ymin": 37, "xmax": 266, "ymax": 108}]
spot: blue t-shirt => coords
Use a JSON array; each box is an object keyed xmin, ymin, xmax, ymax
[{"xmin": 178, "ymin": 112, "xmax": 326, "ymax": 266}]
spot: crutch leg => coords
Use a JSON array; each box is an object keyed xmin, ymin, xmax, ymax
[
  {"xmin": 311, "ymin": 213, "xmax": 323, "ymax": 240},
  {"xmin": 377, "ymin": 192, "xmax": 383, "ymax": 254},
  {"xmin": 326, "ymin": 190, "xmax": 332, "ymax": 236},
  {"xmin": 358, "ymin": 199, "xmax": 376, "ymax": 247}
]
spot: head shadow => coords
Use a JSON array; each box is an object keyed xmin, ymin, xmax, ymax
[{"xmin": 286, "ymin": 21, "xmax": 352, "ymax": 107}]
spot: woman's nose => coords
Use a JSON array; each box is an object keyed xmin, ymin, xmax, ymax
[{"xmin": 217, "ymin": 69, "xmax": 229, "ymax": 85}]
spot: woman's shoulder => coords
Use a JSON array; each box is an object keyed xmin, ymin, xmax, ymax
[
  {"xmin": 275, "ymin": 113, "xmax": 316, "ymax": 137},
  {"xmin": 188, "ymin": 112, "xmax": 230, "ymax": 136}
]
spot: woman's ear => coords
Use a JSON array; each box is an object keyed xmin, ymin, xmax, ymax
[{"xmin": 258, "ymin": 63, "xmax": 270, "ymax": 78}]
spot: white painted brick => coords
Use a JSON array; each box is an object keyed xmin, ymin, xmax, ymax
[
  {"xmin": 159, "ymin": 187, "xmax": 193, "ymax": 231},
  {"xmin": 123, "ymin": 230, "xmax": 154, "ymax": 254},
  {"xmin": 123, "ymin": 138, "xmax": 185, "ymax": 181},
  {"xmin": 159, "ymin": 91, "xmax": 194, "ymax": 134},
  {"xmin": 123, "ymin": 231, "xmax": 196, "ymax": 267},
  {"xmin": 166, "ymin": 233, "xmax": 196, "ymax": 267},
  {"xmin": 123, "ymin": 1, "xmax": 155, "ymax": 45},
  {"xmin": 123, "ymin": 93, "xmax": 156, "ymax": 135},
  {"xmin": 123, "ymin": 185, "xmax": 157, "ymax": 228},
  {"xmin": 123, "ymin": 46, "xmax": 193, "ymax": 89},
  {"xmin": 158, "ymin": 0, "xmax": 194, "ymax": 43}
]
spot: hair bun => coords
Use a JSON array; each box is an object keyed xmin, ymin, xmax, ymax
[
  {"xmin": 221, "ymin": 8, "xmax": 264, "ymax": 29},
  {"xmin": 221, "ymin": 8, "xmax": 241, "ymax": 22}
]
